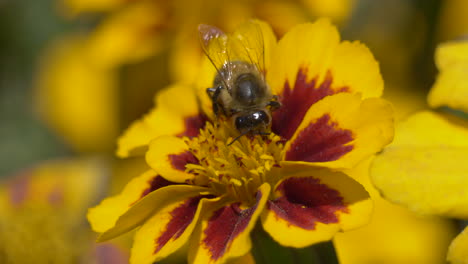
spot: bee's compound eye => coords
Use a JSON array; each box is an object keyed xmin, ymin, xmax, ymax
[
  {"xmin": 235, "ymin": 115, "xmax": 250, "ymax": 134},
  {"xmin": 235, "ymin": 73, "xmax": 261, "ymax": 104}
]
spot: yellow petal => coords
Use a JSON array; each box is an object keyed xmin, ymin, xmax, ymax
[
  {"xmin": 371, "ymin": 111, "xmax": 468, "ymax": 218},
  {"xmin": 282, "ymin": 93, "xmax": 394, "ymax": 169},
  {"xmin": 428, "ymin": 63, "xmax": 468, "ymax": 112},
  {"xmin": 87, "ymin": 170, "xmax": 160, "ymax": 233},
  {"xmin": 188, "ymin": 184, "xmax": 270, "ymax": 264},
  {"xmin": 268, "ymin": 18, "xmax": 382, "ymax": 99},
  {"xmin": 261, "ymin": 167, "xmax": 372, "ymax": 248},
  {"xmin": 130, "ymin": 195, "xmax": 214, "ymax": 264},
  {"xmin": 117, "ymin": 84, "xmax": 206, "ymax": 157},
  {"xmin": 448, "ymin": 227, "xmax": 468, "ymax": 264},
  {"xmin": 428, "ymin": 41, "xmax": 468, "ymax": 112},
  {"xmin": 372, "ymin": 146, "xmax": 468, "ymax": 218},
  {"xmin": 98, "ymin": 184, "xmax": 210, "ymax": 242},
  {"xmin": 88, "ymin": 170, "xmax": 206, "ymax": 238},
  {"xmin": 391, "ymin": 111, "xmax": 468, "ymax": 147},
  {"xmin": 335, "ymin": 158, "xmax": 457, "ymax": 264},
  {"xmin": 146, "ymin": 136, "xmax": 198, "ymax": 183},
  {"xmin": 434, "ymin": 41, "xmax": 468, "ymax": 70},
  {"xmin": 329, "ymin": 40, "xmax": 383, "ymax": 98}
]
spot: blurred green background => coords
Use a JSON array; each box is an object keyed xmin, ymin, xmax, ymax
[{"xmin": 0, "ymin": 0, "xmax": 70, "ymax": 175}]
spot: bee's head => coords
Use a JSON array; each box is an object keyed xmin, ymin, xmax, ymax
[{"xmin": 233, "ymin": 109, "xmax": 271, "ymax": 135}]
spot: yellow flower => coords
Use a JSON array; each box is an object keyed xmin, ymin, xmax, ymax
[
  {"xmin": 371, "ymin": 40, "xmax": 468, "ymax": 264},
  {"xmin": 88, "ymin": 19, "xmax": 394, "ymax": 264},
  {"xmin": 0, "ymin": 158, "xmax": 129, "ymax": 264},
  {"xmin": 35, "ymin": 1, "xmax": 165, "ymax": 153}
]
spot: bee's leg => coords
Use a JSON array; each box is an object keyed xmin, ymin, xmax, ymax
[
  {"xmin": 207, "ymin": 86, "xmax": 223, "ymax": 116},
  {"xmin": 267, "ymin": 100, "xmax": 281, "ymax": 111}
]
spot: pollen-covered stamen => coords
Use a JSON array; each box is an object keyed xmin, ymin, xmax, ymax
[{"xmin": 184, "ymin": 123, "xmax": 283, "ymax": 204}]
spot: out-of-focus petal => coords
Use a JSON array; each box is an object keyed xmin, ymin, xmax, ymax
[
  {"xmin": 334, "ymin": 158, "xmax": 456, "ymax": 264},
  {"xmin": 428, "ymin": 41, "xmax": 468, "ymax": 113},
  {"xmin": 85, "ymin": 1, "xmax": 166, "ymax": 67},
  {"xmin": 372, "ymin": 146, "xmax": 468, "ymax": 218},
  {"xmin": 301, "ymin": 0, "xmax": 357, "ymax": 24},
  {"xmin": 35, "ymin": 36, "xmax": 118, "ymax": 153},
  {"xmin": 371, "ymin": 111, "xmax": 468, "ymax": 218},
  {"xmin": 390, "ymin": 111, "xmax": 468, "ymax": 147}
]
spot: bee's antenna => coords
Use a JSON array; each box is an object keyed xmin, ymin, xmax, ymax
[{"xmin": 227, "ymin": 130, "xmax": 250, "ymax": 146}]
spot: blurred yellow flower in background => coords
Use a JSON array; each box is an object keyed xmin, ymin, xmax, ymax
[
  {"xmin": 371, "ymin": 40, "xmax": 468, "ymax": 264},
  {"xmin": 333, "ymin": 159, "xmax": 457, "ymax": 264},
  {"xmin": 35, "ymin": 1, "xmax": 167, "ymax": 153},
  {"xmin": 0, "ymin": 158, "xmax": 129, "ymax": 264}
]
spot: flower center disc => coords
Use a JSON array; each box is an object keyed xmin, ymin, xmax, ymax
[{"xmin": 185, "ymin": 123, "xmax": 284, "ymax": 204}]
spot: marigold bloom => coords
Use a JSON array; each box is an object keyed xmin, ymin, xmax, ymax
[
  {"xmin": 88, "ymin": 19, "xmax": 394, "ymax": 264},
  {"xmin": 371, "ymin": 40, "xmax": 468, "ymax": 263}
]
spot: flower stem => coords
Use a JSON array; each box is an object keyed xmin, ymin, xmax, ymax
[{"xmin": 250, "ymin": 224, "xmax": 339, "ymax": 264}]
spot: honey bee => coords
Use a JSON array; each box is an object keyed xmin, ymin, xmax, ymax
[{"xmin": 198, "ymin": 22, "xmax": 281, "ymax": 144}]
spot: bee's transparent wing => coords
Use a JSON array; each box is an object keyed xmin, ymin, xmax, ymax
[
  {"xmin": 230, "ymin": 21, "xmax": 266, "ymax": 78},
  {"xmin": 198, "ymin": 24, "xmax": 232, "ymax": 83}
]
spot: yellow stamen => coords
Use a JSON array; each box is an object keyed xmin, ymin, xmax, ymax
[{"xmin": 184, "ymin": 122, "xmax": 284, "ymax": 204}]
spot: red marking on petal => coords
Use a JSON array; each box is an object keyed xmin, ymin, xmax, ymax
[
  {"xmin": 203, "ymin": 192, "xmax": 263, "ymax": 260},
  {"xmin": 140, "ymin": 176, "xmax": 177, "ymax": 198},
  {"xmin": 154, "ymin": 195, "xmax": 210, "ymax": 254},
  {"xmin": 177, "ymin": 113, "xmax": 209, "ymax": 138},
  {"xmin": 272, "ymin": 69, "xmax": 349, "ymax": 140},
  {"xmin": 285, "ymin": 114, "xmax": 354, "ymax": 162},
  {"xmin": 169, "ymin": 151, "xmax": 199, "ymax": 171},
  {"xmin": 269, "ymin": 177, "xmax": 348, "ymax": 230}
]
